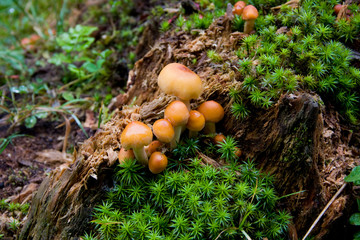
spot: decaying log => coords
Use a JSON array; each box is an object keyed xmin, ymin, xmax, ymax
[{"xmin": 20, "ymin": 15, "xmax": 358, "ymax": 240}]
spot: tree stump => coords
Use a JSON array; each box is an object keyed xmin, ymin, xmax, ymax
[{"xmin": 20, "ymin": 16, "xmax": 357, "ymax": 240}]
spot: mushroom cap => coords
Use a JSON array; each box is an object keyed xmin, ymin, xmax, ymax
[
  {"xmin": 334, "ymin": 4, "xmax": 342, "ymax": 14},
  {"xmin": 164, "ymin": 100, "xmax": 190, "ymax": 127},
  {"xmin": 158, "ymin": 63, "xmax": 203, "ymax": 100},
  {"xmin": 120, "ymin": 121, "xmax": 153, "ymax": 149},
  {"xmin": 153, "ymin": 119, "xmax": 175, "ymax": 143},
  {"xmin": 213, "ymin": 133, "xmax": 226, "ymax": 144},
  {"xmin": 187, "ymin": 110, "xmax": 205, "ymax": 132},
  {"xmin": 233, "ymin": 1, "xmax": 246, "ymax": 15},
  {"xmin": 145, "ymin": 140, "xmax": 163, "ymax": 157},
  {"xmin": 149, "ymin": 152, "xmax": 168, "ymax": 174},
  {"xmin": 197, "ymin": 100, "xmax": 224, "ymax": 123},
  {"xmin": 118, "ymin": 148, "xmax": 135, "ymax": 164},
  {"xmin": 242, "ymin": 5, "xmax": 259, "ymax": 20}
]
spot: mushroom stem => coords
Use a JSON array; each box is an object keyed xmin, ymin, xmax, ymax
[
  {"xmin": 132, "ymin": 147, "xmax": 149, "ymax": 166},
  {"xmin": 203, "ymin": 122, "xmax": 216, "ymax": 134},
  {"xmin": 179, "ymin": 98, "xmax": 191, "ymax": 111},
  {"xmin": 244, "ymin": 19, "xmax": 255, "ymax": 34},
  {"xmin": 170, "ymin": 125, "xmax": 183, "ymax": 149},
  {"xmin": 189, "ymin": 130, "xmax": 198, "ymax": 138}
]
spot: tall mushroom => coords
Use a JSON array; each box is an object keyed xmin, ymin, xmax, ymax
[
  {"xmin": 120, "ymin": 121, "xmax": 153, "ymax": 166},
  {"xmin": 242, "ymin": 5, "xmax": 259, "ymax": 34},
  {"xmin": 164, "ymin": 100, "xmax": 190, "ymax": 148},
  {"xmin": 197, "ymin": 100, "xmax": 224, "ymax": 134},
  {"xmin": 158, "ymin": 63, "xmax": 203, "ymax": 110}
]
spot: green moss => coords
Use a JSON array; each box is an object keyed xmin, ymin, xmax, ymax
[
  {"xmin": 231, "ymin": 0, "xmax": 360, "ymax": 123},
  {"xmin": 87, "ymin": 159, "xmax": 291, "ymax": 239}
]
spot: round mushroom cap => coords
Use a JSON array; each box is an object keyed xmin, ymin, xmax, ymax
[
  {"xmin": 153, "ymin": 119, "xmax": 175, "ymax": 143},
  {"xmin": 164, "ymin": 100, "xmax": 190, "ymax": 127},
  {"xmin": 149, "ymin": 152, "xmax": 168, "ymax": 174},
  {"xmin": 197, "ymin": 100, "xmax": 224, "ymax": 123},
  {"xmin": 158, "ymin": 63, "xmax": 203, "ymax": 101},
  {"xmin": 187, "ymin": 110, "xmax": 205, "ymax": 132},
  {"xmin": 121, "ymin": 121, "xmax": 153, "ymax": 149},
  {"xmin": 233, "ymin": 1, "xmax": 246, "ymax": 15},
  {"xmin": 213, "ymin": 133, "xmax": 226, "ymax": 144},
  {"xmin": 242, "ymin": 5, "xmax": 259, "ymax": 20},
  {"xmin": 334, "ymin": 4, "xmax": 342, "ymax": 14},
  {"xmin": 118, "ymin": 148, "xmax": 135, "ymax": 164}
]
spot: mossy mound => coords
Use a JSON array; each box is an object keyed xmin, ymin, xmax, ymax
[{"xmin": 89, "ymin": 159, "xmax": 290, "ymax": 239}]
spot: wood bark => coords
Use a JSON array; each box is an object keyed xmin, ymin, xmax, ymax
[{"xmin": 20, "ymin": 16, "xmax": 356, "ymax": 240}]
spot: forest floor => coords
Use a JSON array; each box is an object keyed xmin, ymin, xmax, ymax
[{"xmin": 1, "ymin": 0, "xmax": 360, "ymax": 239}]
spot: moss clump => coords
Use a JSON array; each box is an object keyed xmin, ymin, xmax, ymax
[
  {"xmin": 231, "ymin": 0, "xmax": 360, "ymax": 123},
  {"xmin": 87, "ymin": 159, "xmax": 291, "ymax": 239}
]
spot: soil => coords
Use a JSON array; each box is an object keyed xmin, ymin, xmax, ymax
[{"xmin": 0, "ymin": 120, "xmax": 95, "ymax": 200}]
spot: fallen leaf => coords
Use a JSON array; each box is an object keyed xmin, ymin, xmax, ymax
[{"xmin": 36, "ymin": 149, "xmax": 72, "ymax": 167}]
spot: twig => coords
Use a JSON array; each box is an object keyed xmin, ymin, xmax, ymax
[
  {"xmin": 214, "ymin": 227, "xmax": 237, "ymax": 240},
  {"xmin": 60, "ymin": 114, "xmax": 71, "ymax": 154},
  {"xmin": 302, "ymin": 183, "xmax": 347, "ymax": 240}
]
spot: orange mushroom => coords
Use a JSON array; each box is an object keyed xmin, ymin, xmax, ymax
[
  {"xmin": 213, "ymin": 133, "xmax": 226, "ymax": 144},
  {"xmin": 158, "ymin": 63, "xmax": 203, "ymax": 110},
  {"xmin": 334, "ymin": 4, "xmax": 342, "ymax": 15},
  {"xmin": 118, "ymin": 148, "xmax": 135, "ymax": 164},
  {"xmin": 197, "ymin": 100, "xmax": 224, "ymax": 134},
  {"xmin": 148, "ymin": 152, "xmax": 168, "ymax": 174},
  {"xmin": 186, "ymin": 110, "xmax": 205, "ymax": 137},
  {"xmin": 242, "ymin": 5, "xmax": 259, "ymax": 34},
  {"xmin": 164, "ymin": 100, "xmax": 190, "ymax": 148},
  {"xmin": 120, "ymin": 121, "xmax": 153, "ymax": 165},
  {"xmin": 145, "ymin": 140, "xmax": 163, "ymax": 157},
  {"xmin": 153, "ymin": 119, "xmax": 175, "ymax": 143},
  {"xmin": 233, "ymin": 1, "xmax": 246, "ymax": 16}
]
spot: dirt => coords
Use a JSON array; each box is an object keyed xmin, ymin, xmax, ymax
[{"xmin": 0, "ymin": 120, "xmax": 96, "ymax": 200}]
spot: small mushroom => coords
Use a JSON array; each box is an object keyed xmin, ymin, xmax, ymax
[
  {"xmin": 242, "ymin": 5, "xmax": 259, "ymax": 34},
  {"xmin": 234, "ymin": 147, "xmax": 242, "ymax": 158},
  {"xmin": 334, "ymin": 4, "xmax": 342, "ymax": 15},
  {"xmin": 197, "ymin": 100, "xmax": 224, "ymax": 134},
  {"xmin": 213, "ymin": 133, "xmax": 226, "ymax": 144},
  {"xmin": 158, "ymin": 63, "xmax": 203, "ymax": 110},
  {"xmin": 118, "ymin": 148, "xmax": 135, "ymax": 164},
  {"xmin": 233, "ymin": 1, "xmax": 246, "ymax": 16},
  {"xmin": 186, "ymin": 110, "xmax": 205, "ymax": 138},
  {"xmin": 153, "ymin": 119, "xmax": 175, "ymax": 143},
  {"xmin": 148, "ymin": 152, "xmax": 168, "ymax": 174},
  {"xmin": 164, "ymin": 100, "xmax": 190, "ymax": 148},
  {"xmin": 120, "ymin": 121, "xmax": 153, "ymax": 166}
]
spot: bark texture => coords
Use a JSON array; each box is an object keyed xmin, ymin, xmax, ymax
[{"xmin": 20, "ymin": 15, "xmax": 358, "ymax": 240}]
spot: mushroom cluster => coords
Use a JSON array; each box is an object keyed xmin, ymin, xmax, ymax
[
  {"xmin": 232, "ymin": 1, "xmax": 259, "ymax": 34},
  {"xmin": 118, "ymin": 63, "xmax": 227, "ymax": 174}
]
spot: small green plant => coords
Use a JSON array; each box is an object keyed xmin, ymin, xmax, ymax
[
  {"xmin": 217, "ymin": 136, "xmax": 239, "ymax": 163},
  {"xmin": 345, "ymin": 166, "xmax": 360, "ymax": 239},
  {"xmin": 207, "ymin": 50, "xmax": 222, "ymax": 63},
  {"xmin": 159, "ymin": 21, "xmax": 170, "ymax": 33},
  {"xmin": 0, "ymin": 133, "xmax": 29, "ymax": 154},
  {"xmin": 8, "ymin": 219, "xmax": 20, "ymax": 232}
]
